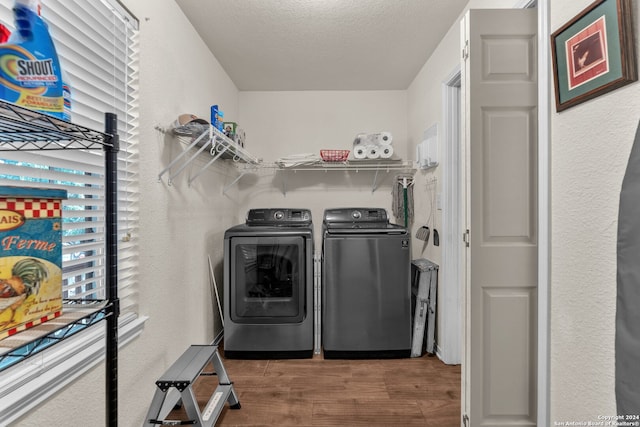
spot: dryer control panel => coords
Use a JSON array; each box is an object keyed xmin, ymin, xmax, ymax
[{"xmin": 246, "ymin": 208, "xmax": 312, "ymax": 226}]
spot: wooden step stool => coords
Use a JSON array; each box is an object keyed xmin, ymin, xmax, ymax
[{"xmin": 143, "ymin": 345, "xmax": 241, "ymax": 426}]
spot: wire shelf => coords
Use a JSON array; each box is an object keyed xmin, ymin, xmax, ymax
[
  {"xmin": 159, "ymin": 125, "xmax": 261, "ymax": 186},
  {"xmin": 0, "ymin": 300, "xmax": 109, "ymax": 372},
  {"xmin": 0, "ymin": 100, "xmax": 113, "ymax": 151}
]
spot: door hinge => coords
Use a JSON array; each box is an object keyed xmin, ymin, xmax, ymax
[
  {"xmin": 463, "ymin": 414, "xmax": 470, "ymax": 427},
  {"xmin": 463, "ymin": 229, "xmax": 470, "ymax": 247},
  {"xmin": 462, "ymin": 40, "xmax": 469, "ymax": 60}
]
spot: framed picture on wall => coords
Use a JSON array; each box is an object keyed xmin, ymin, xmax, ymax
[{"xmin": 550, "ymin": 0, "xmax": 636, "ymax": 112}]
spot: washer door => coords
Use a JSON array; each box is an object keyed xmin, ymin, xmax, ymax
[{"xmin": 229, "ymin": 235, "xmax": 306, "ymax": 323}]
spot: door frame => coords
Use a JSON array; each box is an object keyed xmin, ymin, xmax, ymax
[
  {"xmin": 534, "ymin": 0, "xmax": 551, "ymax": 424},
  {"xmin": 441, "ymin": 67, "xmax": 462, "ymax": 365}
]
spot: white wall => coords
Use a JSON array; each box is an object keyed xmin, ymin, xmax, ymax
[
  {"xmin": 236, "ymin": 90, "xmax": 408, "ymax": 239},
  {"xmin": 548, "ymin": 0, "xmax": 640, "ymax": 421},
  {"xmin": 407, "ymin": 11, "xmax": 461, "ymax": 267},
  {"xmin": 15, "ymin": 0, "xmax": 243, "ymax": 425}
]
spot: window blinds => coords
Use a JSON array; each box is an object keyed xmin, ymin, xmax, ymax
[{"xmin": 0, "ymin": 0, "xmax": 139, "ymax": 314}]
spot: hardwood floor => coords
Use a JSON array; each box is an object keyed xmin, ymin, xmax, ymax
[{"xmin": 174, "ymin": 350, "xmax": 461, "ymax": 426}]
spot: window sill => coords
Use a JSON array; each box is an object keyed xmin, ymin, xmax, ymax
[{"xmin": 0, "ymin": 312, "xmax": 147, "ymax": 425}]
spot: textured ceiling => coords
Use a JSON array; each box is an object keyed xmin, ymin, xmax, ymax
[{"xmin": 175, "ymin": 0, "xmax": 468, "ymax": 91}]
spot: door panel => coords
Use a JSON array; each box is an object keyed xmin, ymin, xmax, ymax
[
  {"xmin": 483, "ymin": 288, "xmax": 536, "ymax": 416},
  {"xmin": 483, "ymin": 108, "xmax": 537, "ymax": 243},
  {"xmin": 461, "ymin": 8, "xmax": 538, "ymax": 426}
]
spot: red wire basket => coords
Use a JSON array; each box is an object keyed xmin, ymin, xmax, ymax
[{"xmin": 320, "ymin": 149, "xmax": 350, "ymax": 162}]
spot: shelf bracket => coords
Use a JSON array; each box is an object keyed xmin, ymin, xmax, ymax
[
  {"xmin": 281, "ymin": 170, "xmax": 288, "ymax": 196},
  {"xmin": 158, "ymin": 131, "xmax": 211, "ymax": 185},
  {"xmin": 187, "ymin": 141, "xmax": 230, "ymax": 185},
  {"xmin": 371, "ymin": 168, "xmax": 381, "ymax": 193},
  {"xmin": 222, "ymin": 170, "xmax": 247, "ymax": 194}
]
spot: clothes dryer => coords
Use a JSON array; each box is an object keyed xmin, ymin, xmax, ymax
[{"xmin": 223, "ymin": 208, "xmax": 314, "ymax": 359}]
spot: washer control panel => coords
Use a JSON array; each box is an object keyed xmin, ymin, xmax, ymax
[{"xmin": 323, "ymin": 207, "xmax": 388, "ymax": 225}]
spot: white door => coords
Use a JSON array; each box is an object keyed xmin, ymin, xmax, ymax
[{"xmin": 461, "ymin": 9, "xmax": 538, "ymax": 426}]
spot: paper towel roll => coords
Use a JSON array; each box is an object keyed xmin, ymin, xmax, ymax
[
  {"xmin": 365, "ymin": 131, "xmax": 393, "ymax": 145},
  {"xmin": 379, "ymin": 144, "xmax": 394, "ymax": 159},
  {"xmin": 379, "ymin": 131, "xmax": 393, "ymax": 145},
  {"xmin": 353, "ymin": 146, "xmax": 367, "ymax": 159},
  {"xmin": 353, "ymin": 132, "xmax": 393, "ymax": 147},
  {"xmin": 367, "ymin": 145, "xmax": 380, "ymax": 159}
]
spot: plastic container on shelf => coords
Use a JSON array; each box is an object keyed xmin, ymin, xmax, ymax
[{"xmin": 0, "ymin": 0, "xmax": 66, "ymax": 118}]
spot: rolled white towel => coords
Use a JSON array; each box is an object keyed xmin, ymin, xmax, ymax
[{"xmin": 276, "ymin": 153, "xmax": 322, "ymax": 168}]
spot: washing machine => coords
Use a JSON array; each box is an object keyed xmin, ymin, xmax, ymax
[
  {"xmin": 322, "ymin": 207, "xmax": 412, "ymax": 359},
  {"xmin": 223, "ymin": 208, "xmax": 314, "ymax": 359}
]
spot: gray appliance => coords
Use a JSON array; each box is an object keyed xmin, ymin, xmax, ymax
[
  {"xmin": 322, "ymin": 207, "xmax": 412, "ymax": 358},
  {"xmin": 223, "ymin": 208, "xmax": 314, "ymax": 359}
]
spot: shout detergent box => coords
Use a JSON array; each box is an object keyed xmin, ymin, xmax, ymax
[{"xmin": 0, "ymin": 186, "xmax": 67, "ymax": 339}]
